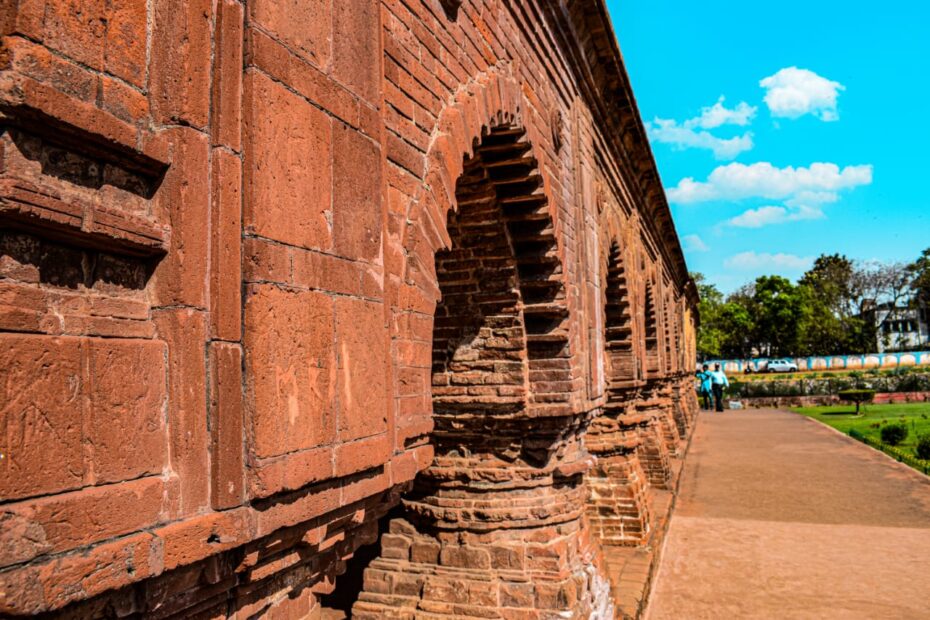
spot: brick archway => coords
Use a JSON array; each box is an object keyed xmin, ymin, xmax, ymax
[
  {"xmin": 644, "ymin": 279, "xmax": 660, "ymax": 377},
  {"xmin": 354, "ymin": 123, "xmax": 612, "ymax": 618},
  {"xmin": 586, "ymin": 240, "xmax": 653, "ymax": 546},
  {"xmin": 604, "ymin": 242, "xmax": 636, "ymax": 390},
  {"xmin": 635, "ymin": 275, "xmax": 674, "ymax": 487}
]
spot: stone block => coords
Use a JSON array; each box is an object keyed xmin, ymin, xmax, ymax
[
  {"xmin": 335, "ymin": 296, "xmax": 388, "ymax": 441},
  {"xmin": 209, "ymin": 148, "xmax": 243, "ymax": 341},
  {"xmin": 0, "ymin": 476, "xmax": 166, "ymax": 567},
  {"xmin": 43, "ymin": 0, "xmax": 107, "ymax": 70},
  {"xmin": 209, "ymin": 342, "xmax": 245, "ymax": 509},
  {"xmin": 152, "ymin": 126, "xmax": 211, "ymax": 308},
  {"xmin": 333, "ymin": 0, "xmax": 381, "ymax": 104},
  {"xmin": 249, "ymin": 0, "xmax": 332, "ymax": 68},
  {"xmin": 104, "ymin": 0, "xmax": 148, "ymax": 87},
  {"xmin": 334, "ymin": 433, "xmax": 390, "ymax": 478},
  {"xmin": 87, "ymin": 338, "xmax": 167, "ymax": 485},
  {"xmin": 0, "ymin": 334, "xmax": 83, "ymax": 501},
  {"xmin": 149, "ymin": 0, "xmax": 212, "ymax": 127},
  {"xmin": 244, "ymin": 284, "xmax": 336, "ymax": 459},
  {"xmin": 99, "ymin": 75, "xmax": 149, "ymax": 124},
  {"xmin": 211, "ymin": 0, "xmax": 244, "ymax": 150},
  {"xmin": 153, "ymin": 309, "xmax": 209, "ymax": 514},
  {"xmin": 250, "ymin": 445, "xmax": 332, "ymax": 499},
  {"xmin": 1, "ymin": 36, "xmax": 97, "ymax": 102},
  {"xmin": 333, "ymin": 122, "xmax": 383, "ymax": 262},
  {"xmin": 243, "ymin": 70, "xmax": 333, "ymax": 251}
]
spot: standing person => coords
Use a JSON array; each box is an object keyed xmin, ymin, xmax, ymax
[
  {"xmin": 710, "ymin": 363, "xmax": 729, "ymax": 412},
  {"xmin": 695, "ymin": 364, "xmax": 713, "ymax": 410}
]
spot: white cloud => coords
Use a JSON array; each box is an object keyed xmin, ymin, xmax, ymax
[
  {"xmin": 727, "ymin": 205, "xmax": 826, "ymax": 228},
  {"xmin": 647, "ymin": 121, "xmax": 753, "ymax": 160},
  {"xmin": 760, "ymin": 67, "xmax": 845, "ymax": 121},
  {"xmin": 692, "ymin": 97, "xmax": 757, "ymax": 129},
  {"xmin": 785, "ymin": 190, "xmax": 839, "ymax": 207},
  {"xmin": 667, "ymin": 161, "xmax": 872, "ymax": 204},
  {"xmin": 724, "ymin": 252, "xmax": 814, "ymax": 271},
  {"xmin": 646, "ymin": 97, "xmax": 757, "ymax": 160},
  {"xmin": 682, "ymin": 234, "xmax": 709, "ymax": 252}
]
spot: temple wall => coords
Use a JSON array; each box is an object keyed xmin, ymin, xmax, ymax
[{"xmin": 0, "ymin": 1, "xmax": 697, "ymax": 617}]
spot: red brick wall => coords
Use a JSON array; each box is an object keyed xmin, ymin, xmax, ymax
[{"xmin": 0, "ymin": 0, "xmax": 697, "ymax": 616}]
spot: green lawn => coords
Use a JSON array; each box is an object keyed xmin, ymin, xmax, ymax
[{"xmin": 791, "ymin": 402, "xmax": 930, "ymax": 454}]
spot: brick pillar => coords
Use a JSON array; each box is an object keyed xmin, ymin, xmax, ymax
[
  {"xmin": 635, "ymin": 382, "xmax": 672, "ymax": 489},
  {"xmin": 354, "ymin": 415, "xmax": 613, "ymax": 618},
  {"xmin": 670, "ymin": 380, "xmax": 686, "ymax": 438},
  {"xmin": 643, "ymin": 379, "xmax": 680, "ymax": 457},
  {"xmin": 673, "ymin": 375, "xmax": 696, "ymax": 436},
  {"xmin": 586, "ymin": 388, "xmax": 652, "ymax": 547}
]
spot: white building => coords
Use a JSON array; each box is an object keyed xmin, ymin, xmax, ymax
[{"xmin": 869, "ymin": 301, "xmax": 929, "ymax": 352}]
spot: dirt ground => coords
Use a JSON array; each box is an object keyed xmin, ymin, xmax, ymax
[{"xmin": 646, "ymin": 409, "xmax": 930, "ymax": 620}]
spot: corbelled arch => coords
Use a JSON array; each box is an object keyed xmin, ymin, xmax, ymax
[
  {"xmin": 635, "ymin": 268, "xmax": 673, "ymax": 488},
  {"xmin": 669, "ymin": 292, "xmax": 693, "ymax": 436},
  {"xmin": 662, "ymin": 282, "xmax": 674, "ymax": 375},
  {"xmin": 382, "ymin": 65, "xmax": 558, "ymax": 491},
  {"xmin": 355, "ymin": 76, "xmax": 612, "ymax": 617},
  {"xmin": 585, "ymin": 231, "xmax": 653, "ymax": 547},
  {"xmin": 656, "ymin": 280, "xmax": 684, "ymax": 451},
  {"xmin": 643, "ymin": 278, "xmax": 660, "ymax": 377},
  {"xmin": 604, "ymin": 242, "xmax": 637, "ymax": 389}
]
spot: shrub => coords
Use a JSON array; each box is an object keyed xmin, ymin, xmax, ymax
[
  {"xmin": 837, "ymin": 389, "xmax": 876, "ymax": 415},
  {"xmin": 916, "ymin": 435, "xmax": 930, "ymax": 461},
  {"xmin": 880, "ymin": 423, "xmax": 908, "ymax": 446}
]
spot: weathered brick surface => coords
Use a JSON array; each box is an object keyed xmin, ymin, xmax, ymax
[{"xmin": 0, "ymin": 0, "xmax": 699, "ymax": 617}]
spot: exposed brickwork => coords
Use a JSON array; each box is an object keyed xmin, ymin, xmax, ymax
[{"xmin": 0, "ymin": 0, "xmax": 698, "ymax": 618}]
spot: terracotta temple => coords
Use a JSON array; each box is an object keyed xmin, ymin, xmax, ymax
[{"xmin": 0, "ymin": 1, "xmax": 699, "ymax": 617}]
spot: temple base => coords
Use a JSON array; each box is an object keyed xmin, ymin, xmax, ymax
[{"xmin": 353, "ymin": 518, "xmax": 614, "ymax": 619}]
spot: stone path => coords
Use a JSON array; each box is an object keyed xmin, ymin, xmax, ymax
[{"xmin": 646, "ymin": 409, "xmax": 930, "ymax": 619}]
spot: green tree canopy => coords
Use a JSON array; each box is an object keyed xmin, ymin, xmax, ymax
[
  {"xmin": 693, "ymin": 248, "xmax": 927, "ymax": 360},
  {"xmin": 751, "ymin": 275, "xmax": 805, "ymax": 357},
  {"xmin": 909, "ymin": 247, "xmax": 930, "ymax": 302}
]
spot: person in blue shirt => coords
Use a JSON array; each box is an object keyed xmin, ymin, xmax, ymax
[
  {"xmin": 695, "ymin": 364, "xmax": 712, "ymax": 410},
  {"xmin": 709, "ymin": 363, "xmax": 730, "ymax": 412}
]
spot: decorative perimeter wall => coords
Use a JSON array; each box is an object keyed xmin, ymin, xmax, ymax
[
  {"xmin": 712, "ymin": 352, "xmax": 930, "ymax": 374},
  {"xmin": 0, "ymin": 1, "xmax": 698, "ymax": 618}
]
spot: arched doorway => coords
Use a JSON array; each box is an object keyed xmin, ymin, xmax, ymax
[
  {"xmin": 586, "ymin": 242, "xmax": 652, "ymax": 546},
  {"xmin": 636, "ymin": 279, "xmax": 673, "ymax": 488},
  {"xmin": 353, "ymin": 124, "xmax": 612, "ymax": 618}
]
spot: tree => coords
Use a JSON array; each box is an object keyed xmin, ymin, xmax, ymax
[
  {"xmin": 838, "ymin": 389, "xmax": 875, "ymax": 416},
  {"xmin": 908, "ymin": 248, "xmax": 930, "ymax": 303},
  {"xmin": 751, "ymin": 276, "xmax": 805, "ymax": 357},
  {"xmin": 692, "ymin": 273, "xmax": 725, "ymax": 359},
  {"xmin": 850, "ymin": 260, "xmax": 911, "ymax": 352},
  {"xmin": 796, "ymin": 254, "xmax": 863, "ymax": 355},
  {"xmin": 799, "ymin": 254, "xmax": 854, "ymax": 311},
  {"xmin": 693, "ymin": 248, "xmax": 930, "ymax": 361},
  {"xmin": 717, "ymin": 301, "xmax": 755, "ymax": 358}
]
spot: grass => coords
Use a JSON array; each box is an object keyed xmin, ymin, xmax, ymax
[{"xmin": 791, "ymin": 402, "xmax": 930, "ymax": 454}]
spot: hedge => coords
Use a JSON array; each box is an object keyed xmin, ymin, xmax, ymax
[{"xmin": 726, "ymin": 372, "xmax": 930, "ymax": 399}]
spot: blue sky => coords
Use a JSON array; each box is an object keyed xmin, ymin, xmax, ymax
[{"xmin": 606, "ymin": 0, "xmax": 930, "ymax": 293}]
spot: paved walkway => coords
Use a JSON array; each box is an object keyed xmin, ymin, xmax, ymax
[{"xmin": 646, "ymin": 409, "xmax": 930, "ymax": 620}]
